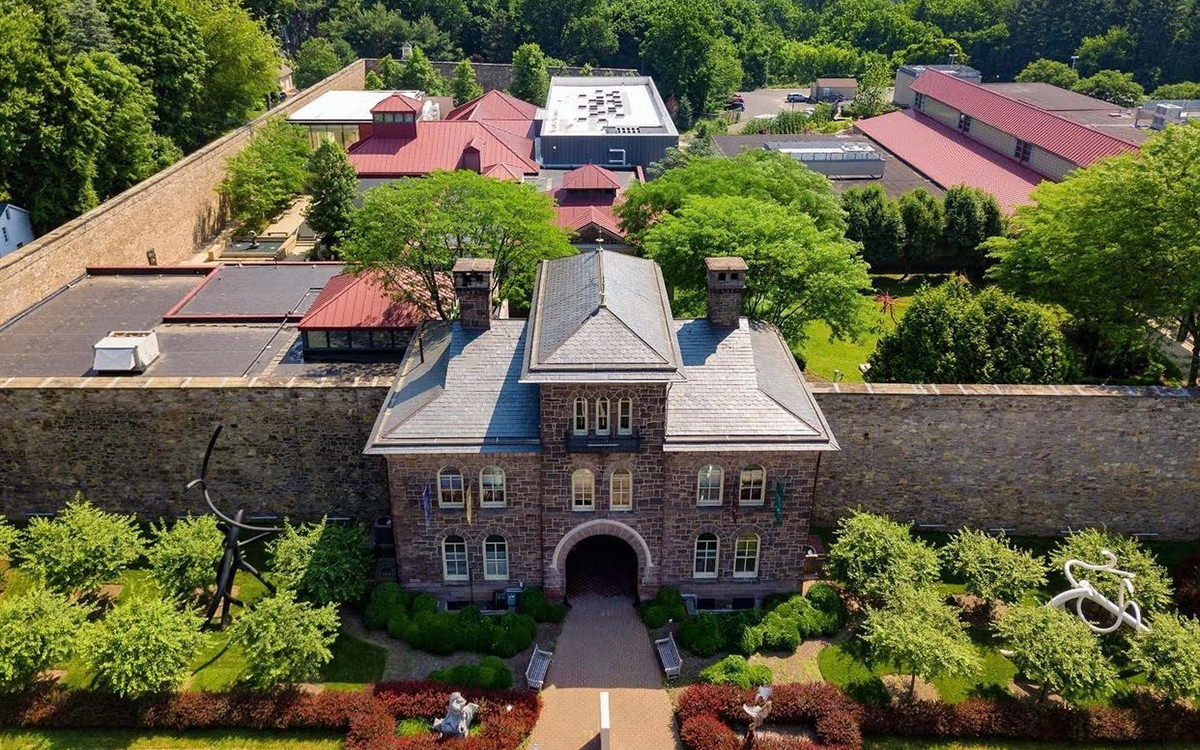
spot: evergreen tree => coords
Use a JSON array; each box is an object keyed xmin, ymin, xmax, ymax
[
  {"xmin": 376, "ymin": 54, "xmax": 403, "ymax": 88},
  {"xmin": 509, "ymin": 42, "xmax": 550, "ymax": 105},
  {"xmin": 943, "ymin": 185, "xmax": 1003, "ymax": 281},
  {"xmin": 364, "ymin": 69, "xmax": 384, "ymax": 89},
  {"xmin": 398, "ymin": 45, "xmax": 447, "ymax": 95},
  {"xmin": 305, "ymin": 139, "xmax": 358, "ymax": 254},
  {"xmin": 841, "ymin": 183, "xmax": 905, "ymax": 266},
  {"xmin": 897, "ymin": 189, "xmax": 943, "ymax": 275},
  {"xmin": 64, "ymin": 0, "xmax": 115, "ymax": 53},
  {"xmin": 450, "ymin": 58, "xmax": 482, "ymax": 105}
]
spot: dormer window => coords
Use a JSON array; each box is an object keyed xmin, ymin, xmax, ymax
[
  {"xmin": 596, "ymin": 398, "xmax": 610, "ymax": 435},
  {"xmin": 617, "ymin": 398, "xmax": 632, "ymax": 435},
  {"xmin": 573, "ymin": 398, "xmax": 588, "ymax": 435}
]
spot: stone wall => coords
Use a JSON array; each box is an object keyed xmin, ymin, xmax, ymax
[
  {"xmin": 810, "ymin": 383, "xmax": 1200, "ymax": 539},
  {"xmin": 0, "ymin": 378, "xmax": 390, "ymax": 521},
  {"xmin": 427, "ymin": 61, "xmax": 640, "ymax": 93},
  {"xmin": 0, "ymin": 61, "xmax": 368, "ymax": 326}
]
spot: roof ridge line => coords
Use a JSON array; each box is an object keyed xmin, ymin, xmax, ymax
[{"xmin": 301, "ymin": 272, "xmax": 357, "ymax": 319}]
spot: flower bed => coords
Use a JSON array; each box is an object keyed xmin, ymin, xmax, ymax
[
  {"xmin": 0, "ymin": 681, "xmax": 539, "ymax": 750},
  {"xmin": 676, "ymin": 683, "xmax": 1200, "ymax": 750}
]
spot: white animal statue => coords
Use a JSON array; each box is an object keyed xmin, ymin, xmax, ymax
[{"xmin": 1046, "ymin": 549, "xmax": 1149, "ymax": 634}]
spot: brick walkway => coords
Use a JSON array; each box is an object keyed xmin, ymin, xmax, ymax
[{"xmin": 527, "ymin": 595, "xmax": 680, "ymax": 750}]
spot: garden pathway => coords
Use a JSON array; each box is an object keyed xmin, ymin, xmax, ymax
[{"xmin": 526, "ymin": 595, "xmax": 680, "ymax": 750}]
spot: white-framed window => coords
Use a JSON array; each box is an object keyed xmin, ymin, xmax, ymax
[
  {"xmin": 739, "ymin": 466, "xmax": 766, "ymax": 506},
  {"xmin": 595, "ymin": 397, "xmax": 610, "ymax": 435},
  {"xmin": 914, "ymin": 92, "xmax": 926, "ymax": 110},
  {"xmin": 617, "ymin": 398, "xmax": 633, "ymax": 435},
  {"xmin": 438, "ymin": 467, "xmax": 464, "ymax": 507},
  {"xmin": 696, "ymin": 465, "xmax": 724, "ymax": 506},
  {"xmin": 694, "ymin": 533, "xmax": 719, "ymax": 578},
  {"xmin": 573, "ymin": 398, "xmax": 588, "ymax": 435},
  {"xmin": 571, "ymin": 468, "xmax": 595, "ymax": 510},
  {"xmin": 483, "ymin": 535, "xmax": 509, "ymax": 580},
  {"xmin": 480, "ymin": 466, "xmax": 506, "ymax": 507},
  {"xmin": 733, "ymin": 534, "xmax": 760, "ymax": 578},
  {"xmin": 610, "ymin": 469, "xmax": 633, "ymax": 510},
  {"xmin": 958, "ymin": 113, "xmax": 972, "ymax": 133},
  {"xmin": 443, "ymin": 535, "xmax": 468, "ymax": 581}
]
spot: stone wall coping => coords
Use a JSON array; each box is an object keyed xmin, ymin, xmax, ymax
[
  {"xmin": 807, "ymin": 382, "xmax": 1198, "ymax": 397},
  {"xmin": 0, "ymin": 375, "xmax": 394, "ymax": 390}
]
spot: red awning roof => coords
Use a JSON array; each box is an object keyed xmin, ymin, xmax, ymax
[
  {"xmin": 298, "ymin": 270, "xmax": 448, "ymax": 330},
  {"xmin": 855, "ymin": 110, "xmax": 1043, "ymax": 213},
  {"xmin": 347, "ymin": 121, "xmax": 538, "ymax": 177},
  {"xmin": 371, "ymin": 94, "xmax": 423, "ymax": 113},
  {"xmin": 446, "ymin": 90, "xmax": 539, "ymax": 122},
  {"xmin": 561, "ymin": 163, "xmax": 622, "ymax": 191},
  {"xmin": 910, "ymin": 69, "xmax": 1139, "ymax": 167}
]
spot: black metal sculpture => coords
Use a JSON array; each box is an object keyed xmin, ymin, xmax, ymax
[{"xmin": 187, "ymin": 425, "xmax": 282, "ymax": 629}]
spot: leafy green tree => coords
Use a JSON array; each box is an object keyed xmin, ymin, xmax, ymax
[
  {"xmin": 986, "ymin": 123, "xmax": 1200, "ymax": 384},
  {"xmin": 1074, "ymin": 26, "xmax": 1135, "ymax": 77},
  {"xmin": 1049, "ymin": 529, "xmax": 1173, "ymax": 615},
  {"xmin": 942, "ymin": 529, "xmax": 1048, "ymax": 604},
  {"xmin": 268, "ymin": 519, "xmax": 373, "ymax": 605},
  {"xmin": 364, "ymin": 69, "xmax": 385, "ymax": 89},
  {"xmin": 897, "ymin": 189, "xmax": 943, "ymax": 275},
  {"xmin": 305, "ymin": 139, "xmax": 358, "ymax": 252},
  {"xmin": 642, "ymin": 194, "xmax": 872, "ymax": 342},
  {"xmin": 994, "ymin": 605, "xmax": 1117, "ymax": 704},
  {"xmin": 323, "ymin": 1, "xmax": 408, "ymax": 58},
  {"xmin": 1015, "ymin": 58, "xmax": 1080, "ymax": 88},
  {"xmin": 863, "ymin": 586, "xmax": 981, "ymax": 699},
  {"xmin": 293, "ymin": 36, "xmax": 343, "ymax": 89},
  {"xmin": 641, "ymin": 0, "xmax": 742, "ymax": 114},
  {"xmin": 1129, "ymin": 612, "xmax": 1200, "ymax": 702},
  {"xmin": 341, "ymin": 170, "xmax": 573, "ymax": 317},
  {"xmin": 190, "ymin": 0, "xmax": 280, "ymax": 140},
  {"xmin": 1150, "ymin": 81, "xmax": 1200, "ymax": 99},
  {"xmin": 943, "ymin": 185, "xmax": 1003, "ymax": 281},
  {"xmin": 0, "ymin": 517, "xmax": 18, "ymax": 563},
  {"xmin": 450, "ymin": 58, "xmax": 482, "ymax": 105},
  {"xmin": 509, "ymin": 42, "xmax": 550, "ymax": 105},
  {"xmin": 20, "ymin": 496, "xmax": 145, "ymax": 595},
  {"xmin": 868, "ymin": 279, "xmax": 1072, "ymax": 383},
  {"xmin": 841, "ymin": 184, "xmax": 905, "ymax": 266},
  {"xmin": 853, "ymin": 54, "xmax": 891, "ymax": 117},
  {"xmin": 673, "ymin": 96, "xmax": 696, "ymax": 130},
  {"xmin": 618, "ymin": 150, "xmax": 846, "ymax": 242},
  {"xmin": 231, "ymin": 590, "xmax": 339, "ymax": 689},
  {"xmin": 83, "ymin": 596, "xmax": 204, "ymax": 697},
  {"xmin": 1072, "ymin": 69, "xmax": 1144, "ymax": 106},
  {"xmin": 147, "ymin": 515, "xmax": 223, "ymax": 602},
  {"xmin": 827, "ymin": 511, "xmax": 941, "ymax": 600},
  {"xmin": 218, "ymin": 117, "xmax": 311, "ymax": 233},
  {"xmin": 512, "ymin": 0, "xmax": 616, "ymax": 62},
  {"xmin": 399, "ymin": 45, "xmax": 447, "ymax": 95},
  {"xmin": 0, "ymin": 586, "xmax": 87, "ymax": 691},
  {"xmin": 375, "ymin": 54, "xmax": 404, "ymax": 88},
  {"xmin": 774, "ymin": 41, "xmax": 861, "ymax": 84}
]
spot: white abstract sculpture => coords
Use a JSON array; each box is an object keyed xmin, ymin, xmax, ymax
[{"xmin": 1046, "ymin": 549, "xmax": 1149, "ymax": 634}]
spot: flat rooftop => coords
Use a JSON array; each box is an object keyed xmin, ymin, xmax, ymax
[
  {"xmin": 287, "ymin": 90, "xmax": 424, "ymax": 123},
  {"xmin": 981, "ymin": 82, "xmax": 1151, "ymax": 144},
  {"xmin": 539, "ymin": 76, "xmax": 677, "ymax": 136},
  {"xmin": 166, "ymin": 263, "xmax": 341, "ymax": 321},
  {"xmin": 0, "ymin": 267, "xmax": 392, "ymax": 379}
]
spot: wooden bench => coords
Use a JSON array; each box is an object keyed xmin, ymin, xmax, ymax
[
  {"xmin": 654, "ymin": 633, "xmax": 682, "ymax": 679},
  {"xmin": 525, "ymin": 644, "xmax": 553, "ymax": 690}
]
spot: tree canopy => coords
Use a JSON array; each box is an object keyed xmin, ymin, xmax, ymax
[
  {"xmin": 1129, "ymin": 612, "xmax": 1200, "ymax": 702},
  {"xmin": 841, "ymin": 183, "xmax": 905, "ymax": 266},
  {"xmin": 19, "ymin": 495, "xmax": 145, "ymax": 596},
  {"xmin": 82, "ymin": 596, "xmax": 204, "ymax": 697},
  {"xmin": 509, "ymin": 42, "xmax": 550, "ymax": 105},
  {"xmin": 1048, "ymin": 529, "xmax": 1174, "ymax": 616},
  {"xmin": 305, "ymin": 138, "xmax": 358, "ymax": 252},
  {"xmin": 231, "ymin": 590, "xmax": 340, "ymax": 689},
  {"xmin": 827, "ymin": 511, "xmax": 941, "ymax": 601},
  {"xmin": 218, "ymin": 117, "xmax": 312, "ymax": 233},
  {"xmin": 994, "ymin": 606, "xmax": 1117, "ymax": 704},
  {"xmin": 942, "ymin": 528, "xmax": 1048, "ymax": 603}
]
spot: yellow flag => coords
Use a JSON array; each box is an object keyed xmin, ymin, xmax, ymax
[{"xmin": 465, "ymin": 483, "xmax": 474, "ymax": 525}]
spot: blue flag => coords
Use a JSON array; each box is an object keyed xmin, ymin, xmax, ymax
[{"xmin": 421, "ymin": 483, "xmax": 432, "ymax": 528}]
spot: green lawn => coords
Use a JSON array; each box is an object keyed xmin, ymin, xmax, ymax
[
  {"xmin": 796, "ymin": 274, "xmax": 947, "ymax": 382},
  {"xmin": 0, "ymin": 729, "xmax": 343, "ymax": 750}
]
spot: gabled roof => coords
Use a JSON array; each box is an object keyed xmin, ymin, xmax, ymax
[
  {"xmin": 560, "ymin": 163, "xmax": 622, "ymax": 191},
  {"xmin": 371, "ymin": 93, "xmax": 423, "ymax": 113},
  {"xmin": 855, "ymin": 110, "xmax": 1042, "ymax": 213},
  {"xmin": 481, "ymin": 163, "xmax": 525, "ymax": 181},
  {"xmin": 446, "ymin": 90, "xmax": 539, "ymax": 122},
  {"xmin": 910, "ymin": 69, "xmax": 1139, "ymax": 166},
  {"xmin": 297, "ymin": 270, "xmax": 449, "ymax": 330},
  {"xmin": 521, "ymin": 250, "xmax": 684, "ymax": 382},
  {"xmin": 347, "ymin": 121, "xmax": 538, "ymax": 177},
  {"xmin": 553, "ymin": 204, "xmax": 625, "ymax": 238}
]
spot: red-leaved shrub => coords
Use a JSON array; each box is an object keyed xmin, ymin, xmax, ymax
[{"xmin": 679, "ymin": 713, "xmax": 741, "ymax": 750}]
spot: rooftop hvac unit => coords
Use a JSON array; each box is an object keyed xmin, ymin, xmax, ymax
[
  {"xmin": 92, "ymin": 330, "xmax": 160, "ymax": 373},
  {"xmin": 1151, "ymin": 103, "xmax": 1183, "ymax": 130}
]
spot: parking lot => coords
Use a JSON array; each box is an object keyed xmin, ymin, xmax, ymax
[{"xmin": 729, "ymin": 87, "xmax": 817, "ymax": 131}]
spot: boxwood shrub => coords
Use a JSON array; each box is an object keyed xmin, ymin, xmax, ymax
[
  {"xmin": 428, "ymin": 656, "xmax": 513, "ymax": 690},
  {"xmin": 697, "ymin": 655, "xmax": 772, "ymax": 688}
]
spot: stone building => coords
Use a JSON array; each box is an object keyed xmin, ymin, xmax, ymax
[{"xmin": 366, "ymin": 251, "xmax": 838, "ymax": 605}]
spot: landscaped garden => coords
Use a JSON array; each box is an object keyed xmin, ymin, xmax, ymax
[
  {"xmin": 663, "ymin": 510, "xmax": 1200, "ymax": 749},
  {"xmin": 0, "ymin": 498, "xmax": 549, "ymax": 750}
]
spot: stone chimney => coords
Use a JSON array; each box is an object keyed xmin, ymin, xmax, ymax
[
  {"xmin": 705, "ymin": 256, "xmax": 748, "ymax": 328},
  {"xmin": 453, "ymin": 257, "xmax": 495, "ymax": 329}
]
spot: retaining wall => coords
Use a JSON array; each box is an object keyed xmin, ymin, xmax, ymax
[{"xmin": 427, "ymin": 61, "xmax": 639, "ymax": 92}]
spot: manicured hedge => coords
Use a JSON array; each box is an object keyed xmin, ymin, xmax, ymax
[
  {"xmin": 0, "ymin": 681, "xmax": 539, "ymax": 750},
  {"xmin": 428, "ymin": 656, "xmax": 513, "ymax": 690},
  {"xmin": 676, "ymin": 682, "xmax": 1200, "ymax": 750},
  {"xmin": 639, "ymin": 587, "xmax": 688, "ymax": 627},
  {"xmin": 698, "ymin": 655, "xmax": 772, "ymax": 688},
  {"xmin": 517, "ymin": 587, "xmax": 567, "ymax": 624},
  {"xmin": 361, "ymin": 584, "xmax": 537, "ymax": 658},
  {"xmin": 678, "ymin": 585, "xmax": 846, "ymax": 658}
]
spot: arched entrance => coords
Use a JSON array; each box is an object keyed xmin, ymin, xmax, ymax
[{"xmin": 565, "ymin": 534, "xmax": 638, "ymax": 599}]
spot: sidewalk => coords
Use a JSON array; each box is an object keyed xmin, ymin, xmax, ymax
[{"xmin": 527, "ymin": 595, "xmax": 680, "ymax": 750}]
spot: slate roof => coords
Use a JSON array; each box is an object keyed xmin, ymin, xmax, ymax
[
  {"xmin": 521, "ymin": 251, "xmax": 684, "ymax": 382},
  {"xmin": 910, "ymin": 69, "xmax": 1139, "ymax": 166},
  {"xmin": 664, "ymin": 318, "xmax": 837, "ymax": 451},
  {"xmin": 366, "ymin": 320, "xmax": 541, "ymax": 454}
]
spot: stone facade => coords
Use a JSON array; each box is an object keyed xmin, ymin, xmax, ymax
[{"xmin": 0, "ymin": 61, "xmax": 368, "ymax": 326}]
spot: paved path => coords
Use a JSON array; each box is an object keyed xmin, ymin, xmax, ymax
[{"xmin": 527, "ymin": 595, "xmax": 680, "ymax": 750}]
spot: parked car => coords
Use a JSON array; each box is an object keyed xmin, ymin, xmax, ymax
[
  {"xmin": 786, "ymin": 92, "xmax": 808, "ymax": 103},
  {"xmin": 726, "ymin": 95, "xmax": 746, "ymax": 111}
]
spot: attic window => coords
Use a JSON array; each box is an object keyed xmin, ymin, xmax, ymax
[
  {"xmin": 730, "ymin": 272, "xmax": 739, "ymax": 280},
  {"xmin": 718, "ymin": 272, "xmax": 727, "ymax": 281}
]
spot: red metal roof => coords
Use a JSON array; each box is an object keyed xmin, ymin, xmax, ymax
[
  {"xmin": 298, "ymin": 270, "xmax": 449, "ymax": 330},
  {"xmin": 446, "ymin": 90, "xmax": 538, "ymax": 122},
  {"xmin": 482, "ymin": 163, "xmax": 524, "ymax": 181},
  {"xmin": 554, "ymin": 205, "xmax": 625, "ymax": 238},
  {"xmin": 371, "ymin": 94, "xmax": 423, "ymax": 113},
  {"xmin": 854, "ymin": 110, "xmax": 1043, "ymax": 213},
  {"xmin": 560, "ymin": 164, "xmax": 622, "ymax": 191},
  {"xmin": 347, "ymin": 121, "xmax": 538, "ymax": 177},
  {"xmin": 910, "ymin": 69, "xmax": 1139, "ymax": 166}
]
